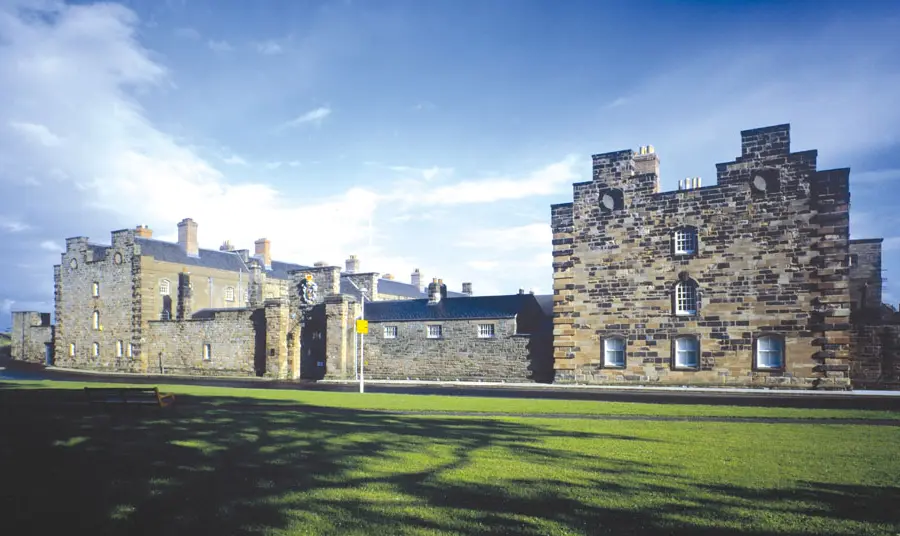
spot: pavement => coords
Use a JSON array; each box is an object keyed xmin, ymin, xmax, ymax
[{"xmin": 2, "ymin": 364, "xmax": 900, "ymax": 411}]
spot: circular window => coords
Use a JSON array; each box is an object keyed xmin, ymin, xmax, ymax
[
  {"xmin": 601, "ymin": 194, "xmax": 616, "ymax": 211},
  {"xmin": 113, "ymin": 252, "xmax": 123, "ymax": 265},
  {"xmin": 752, "ymin": 175, "xmax": 767, "ymax": 192},
  {"xmin": 69, "ymin": 258, "xmax": 77, "ymax": 269}
]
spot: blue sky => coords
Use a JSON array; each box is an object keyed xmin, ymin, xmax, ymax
[{"xmin": 1, "ymin": 0, "xmax": 899, "ymax": 331}]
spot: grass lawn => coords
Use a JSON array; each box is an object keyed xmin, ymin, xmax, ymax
[
  {"xmin": 0, "ymin": 382, "xmax": 898, "ymax": 535},
  {"xmin": 4, "ymin": 378, "xmax": 900, "ymax": 420}
]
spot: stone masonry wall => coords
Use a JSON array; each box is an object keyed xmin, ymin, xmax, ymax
[
  {"xmin": 851, "ymin": 323, "xmax": 900, "ymax": 389},
  {"xmin": 10, "ymin": 312, "xmax": 52, "ymax": 364},
  {"xmin": 362, "ymin": 317, "xmax": 535, "ymax": 381},
  {"xmin": 551, "ymin": 124, "xmax": 852, "ymax": 387},
  {"xmin": 145, "ymin": 308, "xmax": 257, "ymax": 376},
  {"xmin": 849, "ymin": 239, "xmax": 883, "ymax": 310}
]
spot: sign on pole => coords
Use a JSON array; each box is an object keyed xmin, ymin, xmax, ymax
[{"xmin": 356, "ymin": 319, "xmax": 369, "ymax": 334}]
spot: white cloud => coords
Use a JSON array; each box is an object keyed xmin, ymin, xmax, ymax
[
  {"xmin": 852, "ymin": 169, "xmax": 900, "ymax": 184},
  {"xmin": 222, "ymin": 153, "xmax": 248, "ymax": 166},
  {"xmin": 387, "ymin": 165, "xmax": 452, "ymax": 182},
  {"xmin": 467, "ymin": 260, "xmax": 499, "ymax": 271},
  {"xmin": 264, "ymin": 160, "xmax": 302, "ymax": 170},
  {"xmin": 0, "ymin": 2, "xmax": 378, "ymax": 279},
  {"xmin": 8, "ymin": 121, "xmax": 63, "ymax": 146},
  {"xmin": 457, "ymin": 223, "xmax": 551, "ymax": 252},
  {"xmin": 255, "ymin": 40, "xmax": 283, "ymax": 55},
  {"xmin": 207, "ymin": 39, "xmax": 233, "ymax": 52},
  {"xmin": 282, "ymin": 106, "xmax": 331, "ymax": 128},
  {"xmin": 0, "ymin": 218, "xmax": 30, "ymax": 233},
  {"xmin": 39, "ymin": 240, "xmax": 62, "ymax": 252}
]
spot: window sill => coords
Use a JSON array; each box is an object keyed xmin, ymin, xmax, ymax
[
  {"xmin": 602, "ymin": 364, "xmax": 626, "ymax": 369},
  {"xmin": 672, "ymin": 366, "xmax": 699, "ymax": 372}
]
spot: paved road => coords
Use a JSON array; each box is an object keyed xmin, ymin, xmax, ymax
[{"xmin": 3, "ymin": 365, "xmax": 900, "ymax": 411}]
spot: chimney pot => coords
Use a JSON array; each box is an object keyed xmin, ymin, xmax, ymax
[
  {"xmin": 177, "ymin": 218, "xmax": 199, "ymax": 257},
  {"xmin": 135, "ymin": 224, "xmax": 153, "ymax": 238},
  {"xmin": 411, "ymin": 268, "xmax": 422, "ymax": 291},
  {"xmin": 345, "ymin": 255, "xmax": 360, "ymax": 273},
  {"xmin": 518, "ymin": 288, "xmax": 525, "ymax": 294},
  {"xmin": 461, "ymin": 282, "xmax": 473, "ymax": 296}
]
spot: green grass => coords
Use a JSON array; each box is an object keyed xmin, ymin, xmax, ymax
[
  {"xmin": 3, "ymin": 378, "xmax": 899, "ymax": 420},
  {"xmin": 0, "ymin": 382, "xmax": 898, "ymax": 535}
]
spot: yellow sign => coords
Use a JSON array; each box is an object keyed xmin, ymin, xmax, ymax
[{"xmin": 356, "ymin": 319, "xmax": 369, "ymax": 334}]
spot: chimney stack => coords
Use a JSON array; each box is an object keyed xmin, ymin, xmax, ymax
[
  {"xmin": 219, "ymin": 240, "xmax": 235, "ymax": 252},
  {"xmin": 411, "ymin": 268, "xmax": 422, "ymax": 291},
  {"xmin": 345, "ymin": 255, "xmax": 360, "ymax": 273},
  {"xmin": 427, "ymin": 278, "xmax": 447, "ymax": 305},
  {"xmin": 633, "ymin": 145, "xmax": 660, "ymax": 178},
  {"xmin": 462, "ymin": 282, "xmax": 473, "ymax": 296},
  {"xmin": 383, "ymin": 274, "xmax": 395, "ymax": 280},
  {"xmin": 254, "ymin": 238, "xmax": 271, "ymax": 270},
  {"xmin": 314, "ymin": 261, "xmax": 328, "ymax": 267},
  {"xmin": 518, "ymin": 288, "xmax": 525, "ymax": 294},
  {"xmin": 135, "ymin": 224, "xmax": 153, "ymax": 238},
  {"xmin": 177, "ymin": 218, "xmax": 199, "ymax": 258}
]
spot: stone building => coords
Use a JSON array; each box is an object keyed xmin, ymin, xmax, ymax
[
  {"xmin": 9, "ymin": 218, "xmax": 546, "ymax": 381},
  {"xmin": 550, "ymin": 123, "xmax": 892, "ymax": 388},
  {"xmin": 362, "ymin": 280, "xmax": 554, "ymax": 382}
]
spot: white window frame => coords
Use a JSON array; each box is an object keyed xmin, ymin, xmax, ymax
[
  {"xmin": 126, "ymin": 343, "xmax": 133, "ymax": 358},
  {"xmin": 383, "ymin": 326, "xmax": 398, "ymax": 339},
  {"xmin": 477, "ymin": 324, "xmax": 495, "ymax": 338},
  {"xmin": 674, "ymin": 227, "xmax": 698, "ymax": 255},
  {"xmin": 116, "ymin": 340, "xmax": 123, "ymax": 358},
  {"xmin": 603, "ymin": 337, "xmax": 626, "ymax": 368},
  {"xmin": 92, "ymin": 310, "xmax": 100, "ymax": 330},
  {"xmin": 674, "ymin": 336, "xmax": 699, "ymax": 369},
  {"xmin": 92, "ymin": 281, "xmax": 100, "ymax": 297},
  {"xmin": 427, "ymin": 325, "xmax": 442, "ymax": 339},
  {"xmin": 203, "ymin": 343, "xmax": 211, "ymax": 361},
  {"xmin": 224, "ymin": 286, "xmax": 235, "ymax": 302},
  {"xmin": 675, "ymin": 282, "xmax": 698, "ymax": 316},
  {"xmin": 69, "ymin": 343, "xmax": 76, "ymax": 357},
  {"xmin": 92, "ymin": 342, "xmax": 99, "ymax": 357},
  {"xmin": 160, "ymin": 279, "xmax": 170, "ymax": 296},
  {"xmin": 755, "ymin": 335, "xmax": 784, "ymax": 370}
]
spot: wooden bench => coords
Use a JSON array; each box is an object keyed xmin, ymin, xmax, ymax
[{"xmin": 83, "ymin": 386, "xmax": 176, "ymax": 408}]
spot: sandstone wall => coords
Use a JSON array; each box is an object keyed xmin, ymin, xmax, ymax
[
  {"xmin": 10, "ymin": 312, "xmax": 52, "ymax": 364},
  {"xmin": 849, "ymin": 239, "xmax": 883, "ymax": 310},
  {"xmin": 145, "ymin": 308, "xmax": 258, "ymax": 376},
  {"xmin": 361, "ymin": 317, "xmax": 539, "ymax": 382},
  {"xmin": 851, "ymin": 323, "xmax": 900, "ymax": 389},
  {"xmin": 551, "ymin": 124, "xmax": 852, "ymax": 387}
]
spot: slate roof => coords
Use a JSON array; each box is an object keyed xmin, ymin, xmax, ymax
[
  {"xmin": 364, "ymin": 293, "xmax": 550, "ymax": 322},
  {"xmin": 135, "ymin": 238, "xmax": 309, "ymax": 280}
]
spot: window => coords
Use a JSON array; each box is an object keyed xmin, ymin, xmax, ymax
[
  {"xmin": 755, "ymin": 335, "xmax": 784, "ymax": 370},
  {"xmin": 383, "ymin": 326, "xmax": 398, "ymax": 339},
  {"xmin": 203, "ymin": 344, "xmax": 211, "ymax": 361},
  {"xmin": 427, "ymin": 325, "xmax": 442, "ymax": 339},
  {"xmin": 603, "ymin": 337, "xmax": 626, "ymax": 367},
  {"xmin": 126, "ymin": 343, "xmax": 133, "ymax": 358},
  {"xmin": 673, "ymin": 336, "xmax": 699, "ymax": 369},
  {"xmin": 92, "ymin": 282, "xmax": 100, "ymax": 297},
  {"xmin": 675, "ymin": 281, "xmax": 698, "ymax": 316},
  {"xmin": 847, "ymin": 254, "xmax": 858, "ymax": 268},
  {"xmin": 92, "ymin": 310, "xmax": 100, "ymax": 330},
  {"xmin": 160, "ymin": 309, "xmax": 171, "ymax": 321},
  {"xmin": 225, "ymin": 286, "xmax": 235, "ymax": 302},
  {"xmin": 92, "ymin": 342, "xmax": 99, "ymax": 357},
  {"xmin": 674, "ymin": 227, "xmax": 698, "ymax": 255},
  {"xmin": 160, "ymin": 279, "xmax": 170, "ymax": 296},
  {"xmin": 69, "ymin": 343, "xmax": 76, "ymax": 357},
  {"xmin": 116, "ymin": 340, "xmax": 123, "ymax": 358},
  {"xmin": 477, "ymin": 324, "xmax": 495, "ymax": 338}
]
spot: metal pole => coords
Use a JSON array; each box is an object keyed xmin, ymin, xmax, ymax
[{"xmin": 360, "ymin": 289, "xmax": 366, "ymax": 393}]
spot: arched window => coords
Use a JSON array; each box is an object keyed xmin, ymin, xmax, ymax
[
  {"xmin": 92, "ymin": 342, "xmax": 100, "ymax": 357},
  {"xmin": 116, "ymin": 340, "xmax": 123, "ymax": 358},
  {"xmin": 68, "ymin": 343, "xmax": 76, "ymax": 357},
  {"xmin": 602, "ymin": 336, "xmax": 626, "ymax": 368},
  {"xmin": 126, "ymin": 343, "xmax": 134, "ymax": 358},
  {"xmin": 673, "ymin": 335, "xmax": 699, "ymax": 369},
  {"xmin": 160, "ymin": 279, "xmax": 171, "ymax": 296},
  {"xmin": 674, "ymin": 280, "xmax": 699, "ymax": 316},
  {"xmin": 224, "ymin": 286, "xmax": 235, "ymax": 302},
  {"xmin": 92, "ymin": 310, "xmax": 100, "ymax": 330},
  {"xmin": 673, "ymin": 226, "xmax": 698, "ymax": 256},
  {"xmin": 92, "ymin": 281, "xmax": 100, "ymax": 297},
  {"xmin": 755, "ymin": 335, "xmax": 785, "ymax": 370}
]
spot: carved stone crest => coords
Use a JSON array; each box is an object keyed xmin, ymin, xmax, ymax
[{"xmin": 299, "ymin": 274, "xmax": 318, "ymax": 304}]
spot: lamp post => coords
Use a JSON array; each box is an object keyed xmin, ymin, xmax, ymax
[{"xmin": 359, "ymin": 287, "xmax": 367, "ymax": 393}]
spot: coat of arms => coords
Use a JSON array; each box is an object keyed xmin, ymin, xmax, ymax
[{"xmin": 299, "ymin": 274, "xmax": 318, "ymax": 304}]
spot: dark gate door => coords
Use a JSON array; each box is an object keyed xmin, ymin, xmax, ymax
[{"xmin": 44, "ymin": 343, "xmax": 53, "ymax": 366}]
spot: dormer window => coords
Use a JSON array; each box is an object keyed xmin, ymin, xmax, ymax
[{"xmin": 673, "ymin": 227, "xmax": 698, "ymax": 256}]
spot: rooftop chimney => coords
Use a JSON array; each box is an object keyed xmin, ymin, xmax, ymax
[
  {"xmin": 633, "ymin": 145, "xmax": 660, "ymax": 193},
  {"xmin": 518, "ymin": 288, "xmax": 525, "ymax": 294},
  {"xmin": 427, "ymin": 278, "xmax": 447, "ymax": 305},
  {"xmin": 678, "ymin": 177, "xmax": 703, "ymax": 191},
  {"xmin": 254, "ymin": 238, "xmax": 271, "ymax": 270},
  {"xmin": 383, "ymin": 274, "xmax": 395, "ymax": 280},
  {"xmin": 462, "ymin": 282, "xmax": 473, "ymax": 296},
  {"xmin": 135, "ymin": 224, "xmax": 153, "ymax": 238},
  {"xmin": 314, "ymin": 261, "xmax": 328, "ymax": 267},
  {"xmin": 411, "ymin": 268, "xmax": 422, "ymax": 292},
  {"xmin": 177, "ymin": 218, "xmax": 199, "ymax": 258},
  {"xmin": 219, "ymin": 240, "xmax": 235, "ymax": 252},
  {"xmin": 345, "ymin": 255, "xmax": 360, "ymax": 273}
]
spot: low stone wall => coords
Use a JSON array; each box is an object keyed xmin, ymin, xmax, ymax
[
  {"xmin": 362, "ymin": 318, "xmax": 542, "ymax": 382},
  {"xmin": 146, "ymin": 308, "xmax": 259, "ymax": 377},
  {"xmin": 851, "ymin": 323, "xmax": 900, "ymax": 389},
  {"xmin": 10, "ymin": 312, "xmax": 53, "ymax": 365}
]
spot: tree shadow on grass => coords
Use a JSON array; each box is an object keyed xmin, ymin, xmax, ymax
[{"xmin": 0, "ymin": 387, "xmax": 898, "ymax": 536}]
